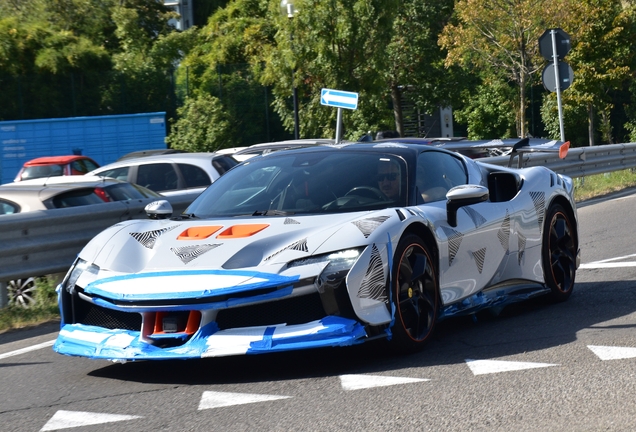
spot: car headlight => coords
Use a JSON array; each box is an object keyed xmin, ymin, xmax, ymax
[
  {"xmin": 287, "ymin": 247, "xmax": 365, "ymax": 294},
  {"xmin": 287, "ymin": 248, "xmax": 364, "ymax": 270},
  {"xmin": 63, "ymin": 258, "xmax": 99, "ymax": 294}
]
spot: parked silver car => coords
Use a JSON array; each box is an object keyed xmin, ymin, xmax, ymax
[
  {"xmin": 87, "ymin": 152, "xmax": 238, "ymax": 197},
  {"xmin": 0, "ymin": 176, "xmax": 161, "ymax": 307},
  {"xmin": 0, "ymin": 176, "xmax": 160, "ymax": 214}
]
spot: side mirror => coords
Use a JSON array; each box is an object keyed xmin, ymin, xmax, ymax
[
  {"xmin": 145, "ymin": 200, "xmax": 173, "ymax": 219},
  {"xmin": 446, "ymin": 185, "xmax": 489, "ymax": 227}
]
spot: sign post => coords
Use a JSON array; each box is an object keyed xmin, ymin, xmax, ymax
[
  {"xmin": 320, "ymin": 88, "xmax": 359, "ymax": 143},
  {"xmin": 539, "ymin": 28, "xmax": 572, "ymax": 142}
]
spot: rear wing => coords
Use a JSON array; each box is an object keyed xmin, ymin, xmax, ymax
[
  {"xmin": 506, "ymin": 138, "xmax": 570, "ymax": 168},
  {"xmin": 426, "ymin": 137, "xmax": 570, "ymax": 167}
]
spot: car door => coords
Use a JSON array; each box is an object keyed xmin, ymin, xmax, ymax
[{"xmin": 416, "ymin": 150, "xmax": 520, "ymax": 305}]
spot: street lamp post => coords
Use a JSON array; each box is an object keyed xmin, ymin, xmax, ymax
[{"xmin": 280, "ymin": 0, "xmax": 300, "ymax": 140}]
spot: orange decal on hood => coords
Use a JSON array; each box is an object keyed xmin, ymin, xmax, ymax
[
  {"xmin": 177, "ymin": 226, "xmax": 223, "ymax": 240},
  {"xmin": 217, "ymin": 224, "xmax": 269, "ymax": 239}
]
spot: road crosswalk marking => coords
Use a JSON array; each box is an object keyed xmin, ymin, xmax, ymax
[
  {"xmin": 339, "ymin": 374, "xmax": 429, "ymax": 390},
  {"xmin": 40, "ymin": 410, "xmax": 141, "ymax": 431},
  {"xmin": 465, "ymin": 359, "xmax": 559, "ymax": 375}
]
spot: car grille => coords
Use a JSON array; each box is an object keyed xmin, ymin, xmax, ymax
[
  {"xmin": 70, "ymin": 291, "xmax": 326, "ymax": 333},
  {"xmin": 215, "ymin": 292, "xmax": 326, "ymax": 330},
  {"xmin": 74, "ymin": 297, "xmax": 142, "ymax": 331}
]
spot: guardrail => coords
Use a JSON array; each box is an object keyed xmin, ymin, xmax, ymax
[
  {"xmin": 484, "ymin": 142, "xmax": 636, "ymax": 177},
  {"xmin": 2, "ymin": 142, "xmax": 636, "ymax": 308},
  {"xmin": 0, "ymin": 195, "xmax": 193, "ymax": 307}
]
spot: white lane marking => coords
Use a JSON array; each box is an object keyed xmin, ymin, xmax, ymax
[
  {"xmin": 0, "ymin": 340, "xmax": 55, "ymax": 360},
  {"xmin": 198, "ymin": 391, "xmax": 292, "ymax": 410},
  {"xmin": 588, "ymin": 345, "xmax": 636, "ymax": 361},
  {"xmin": 466, "ymin": 359, "xmax": 559, "ymax": 375},
  {"xmin": 580, "ymin": 253, "xmax": 636, "ymax": 269},
  {"xmin": 340, "ymin": 374, "xmax": 429, "ymax": 391},
  {"xmin": 40, "ymin": 410, "xmax": 142, "ymax": 431},
  {"xmin": 580, "ymin": 262, "xmax": 636, "ymax": 268}
]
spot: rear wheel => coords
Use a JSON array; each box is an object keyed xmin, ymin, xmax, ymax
[
  {"xmin": 542, "ymin": 204, "xmax": 577, "ymax": 302},
  {"xmin": 390, "ymin": 234, "xmax": 439, "ymax": 353}
]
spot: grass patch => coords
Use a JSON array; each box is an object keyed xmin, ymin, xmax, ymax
[
  {"xmin": 574, "ymin": 169, "xmax": 636, "ymax": 202},
  {"xmin": 2, "ymin": 169, "xmax": 636, "ymax": 334}
]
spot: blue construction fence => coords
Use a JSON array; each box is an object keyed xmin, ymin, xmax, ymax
[{"xmin": 0, "ymin": 112, "xmax": 167, "ymax": 184}]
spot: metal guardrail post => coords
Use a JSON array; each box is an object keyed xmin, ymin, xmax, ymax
[{"xmin": 0, "ymin": 281, "xmax": 7, "ymax": 308}]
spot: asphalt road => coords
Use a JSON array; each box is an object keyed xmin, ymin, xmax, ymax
[{"xmin": 1, "ymin": 191, "xmax": 635, "ymax": 432}]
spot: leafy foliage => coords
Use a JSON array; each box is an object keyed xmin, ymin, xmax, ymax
[
  {"xmin": 454, "ymin": 78, "xmax": 517, "ymax": 139},
  {"xmin": 2, "ymin": 0, "xmax": 636, "ymax": 149},
  {"xmin": 166, "ymin": 94, "xmax": 237, "ymax": 152}
]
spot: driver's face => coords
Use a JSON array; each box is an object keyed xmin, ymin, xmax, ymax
[{"xmin": 377, "ymin": 163, "xmax": 400, "ymax": 200}]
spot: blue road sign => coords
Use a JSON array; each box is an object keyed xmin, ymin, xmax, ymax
[{"xmin": 320, "ymin": 88, "xmax": 359, "ymax": 110}]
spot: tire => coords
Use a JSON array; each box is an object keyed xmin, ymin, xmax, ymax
[
  {"xmin": 8, "ymin": 277, "xmax": 37, "ymax": 308},
  {"xmin": 542, "ymin": 204, "xmax": 577, "ymax": 302},
  {"xmin": 390, "ymin": 234, "xmax": 439, "ymax": 353}
]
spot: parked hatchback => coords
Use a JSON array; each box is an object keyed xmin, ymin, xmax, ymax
[
  {"xmin": 14, "ymin": 155, "xmax": 100, "ymax": 182},
  {"xmin": 87, "ymin": 152, "xmax": 238, "ymax": 197},
  {"xmin": 0, "ymin": 176, "xmax": 160, "ymax": 214}
]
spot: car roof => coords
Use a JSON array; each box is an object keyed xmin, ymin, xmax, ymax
[
  {"xmin": 23, "ymin": 155, "xmax": 97, "ymax": 166},
  {"xmin": 0, "ymin": 180, "xmax": 105, "ymax": 205},
  {"xmin": 91, "ymin": 152, "xmax": 229, "ymax": 169},
  {"xmin": 10, "ymin": 175, "xmax": 125, "ymax": 187},
  {"xmin": 116, "ymin": 149, "xmax": 188, "ymax": 161},
  {"xmin": 241, "ymin": 141, "xmax": 440, "ymax": 159}
]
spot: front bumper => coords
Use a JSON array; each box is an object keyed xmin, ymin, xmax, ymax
[{"xmin": 53, "ymin": 315, "xmax": 367, "ymax": 360}]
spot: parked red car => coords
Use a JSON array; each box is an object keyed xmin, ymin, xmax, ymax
[{"xmin": 14, "ymin": 155, "xmax": 100, "ymax": 182}]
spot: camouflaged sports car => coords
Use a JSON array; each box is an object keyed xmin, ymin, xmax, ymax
[{"xmin": 53, "ymin": 139, "xmax": 579, "ymax": 360}]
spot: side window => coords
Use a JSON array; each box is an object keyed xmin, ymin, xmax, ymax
[
  {"xmin": 84, "ymin": 159, "xmax": 99, "ymax": 172},
  {"xmin": 211, "ymin": 156, "xmax": 238, "ymax": 175},
  {"xmin": 136, "ymin": 163, "xmax": 178, "ymax": 192},
  {"xmin": 178, "ymin": 163, "xmax": 212, "ymax": 188},
  {"xmin": 52, "ymin": 189, "xmax": 105, "ymax": 208},
  {"xmin": 416, "ymin": 151, "xmax": 467, "ymax": 203},
  {"xmin": 0, "ymin": 199, "xmax": 19, "ymax": 215},
  {"xmin": 71, "ymin": 160, "xmax": 91, "ymax": 174},
  {"xmin": 95, "ymin": 167, "xmax": 129, "ymax": 181}
]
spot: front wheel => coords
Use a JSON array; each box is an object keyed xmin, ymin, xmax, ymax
[
  {"xmin": 8, "ymin": 277, "xmax": 37, "ymax": 308},
  {"xmin": 390, "ymin": 234, "xmax": 439, "ymax": 353},
  {"xmin": 542, "ymin": 204, "xmax": 577, "ymax": 302}
]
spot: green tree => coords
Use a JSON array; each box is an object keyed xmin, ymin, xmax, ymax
[
  {"xmin": 454, "ymin": 77, "xmax": 517, "ymax": 139},
  {"xmin": 383, "ymin": 0, "xmax": 461, "ymax": 136},
  {"xmin": 166, "ymin": 93, "xmax": 237, "ymax": 151},
  {"xmin": 175, "ymin": 0, "xmax": 290, "ymax": 145},
  {"xmin": 262, "ymin": 0, "xmax": 471, "ymax": 139},
  {"xmin": 541, "ymin": 0, "xmax": 636, "ymax": 145},
  {"xmin": 439, "ymin": 0, "xmax": 585, "ymax": 138},
  {"xmin": 0, "ymin": 0, "xmax": 189, "ymax": 120}
]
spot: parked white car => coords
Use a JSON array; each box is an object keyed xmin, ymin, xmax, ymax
[{"xmin": 86, "ymin": 152, "xmax": 238, "ymax": 197}]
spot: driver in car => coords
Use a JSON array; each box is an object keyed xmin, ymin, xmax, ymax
[{"xmin": 376, "ymin": 159, "xmax": 401, "ymax": 201}]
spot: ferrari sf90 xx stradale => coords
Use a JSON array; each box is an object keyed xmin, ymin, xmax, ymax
[{"xmin": 54, "ymin": 139, "xmax": 579, "ymax": 361}]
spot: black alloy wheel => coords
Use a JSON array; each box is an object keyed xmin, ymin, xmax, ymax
[
  {"xmin": 390, "ymin": 234, "xmax": 439, "ymax": 353},
  {"xmin": 543, "ymin": 204, "xmax": 577, "ymax": 302}
]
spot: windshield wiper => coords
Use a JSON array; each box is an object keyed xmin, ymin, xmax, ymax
[
  {"xmin": 179, "ymin": 213, "xmax": 199, "ymax": 219},
  {"xmin": 252, "ymin": 210, "xmax": 294, "ymax": 216}
]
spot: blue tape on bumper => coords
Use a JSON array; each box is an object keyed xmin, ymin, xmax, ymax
[{"xmin": 53, "ymin": 316, "xmax": 367, "ymax": 360}]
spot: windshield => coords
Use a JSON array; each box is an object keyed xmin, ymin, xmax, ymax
[
  {"xmin": 21, "ymin": 165, "xmax": 64, "ymax": 180},
  {"xmin": 185, "ymin": 150, "xmax": 408, "ymax": 218}
]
